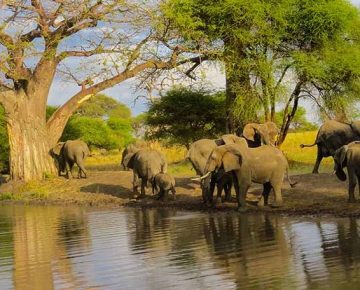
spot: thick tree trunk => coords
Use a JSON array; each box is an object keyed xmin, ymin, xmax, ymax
[{"xmin": 5, "ymin": 96, "xmax": 57, "ymax": 181}]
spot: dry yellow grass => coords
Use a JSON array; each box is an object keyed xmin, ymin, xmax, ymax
[{"xmin": 280, "ymin": 131, "xmax": 332, "ymax": 172}]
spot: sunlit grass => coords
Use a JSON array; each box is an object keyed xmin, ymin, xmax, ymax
[{"xmin": 281, "ymin": 131, "xmax": 333, "ymax": 173}]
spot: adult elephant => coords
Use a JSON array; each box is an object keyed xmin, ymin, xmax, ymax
[
  {"xmin": 300, "ymin": 120, "xmax": 360, "ymax": 173},
  {"xmin": 122, "ymin": 148, "xmax": 167, "ymax": 198},
  {"xmin": 241, "ymin": 121, "xmax": 279, "ymax": 147},
  {"xmin": 199, "ymin": 141, "xmax": 296, "ymax": 211},
  {"xmin": 187, "ymin": 134, "xmax": 243, "ymax": 204},
  {"xmin": 51, "ymin": 140, "xmax": 91, "ymax": 178},
  {"xmin": 120, "ymin": 140, "xmax": 148, "ymax": 170},
  {"xmin": 333, "ymin": 141, "xmax": 360, "ymax": 203}
]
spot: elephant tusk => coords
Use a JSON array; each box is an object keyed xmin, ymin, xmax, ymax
[
  {"xmin": 332, "ymin": 170, "xmax": 336, "ymax": 175},
  {"xmin": 199, "ymin": 171, "xmax": 212, "ymax": 180},
  {"xmin": 191, "ymin": 171, "xmax": 212, "ymax": 182}
]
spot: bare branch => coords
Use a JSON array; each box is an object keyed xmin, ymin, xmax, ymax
[{"xmin": 275, "ymin": 64, "xmax": 292, "ymax": 90}]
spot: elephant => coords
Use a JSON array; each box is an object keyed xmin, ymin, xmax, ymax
[
  {"xmin": 334, "ymin": 141, "xmax": 360, "ymax": 203},
  {"xmin": 199, "ymin": 140, "xmax": 296, "ymax": 211},
  {"xmin": 120, "ymin": 140, "xmax": 148, "ymax": 170},
  {"xmin": 51, "ymin": 140, "xmax": 90, "ymax": 179},
  {"xmin": 122, "ymin": 148, "xmax": 167, "ymax": 197},
  {"xmin": 300, "ymin": 120, "xmax": 360, "ymax": 173},
  {"xmin": 187, "ymin": 135, "xmax": 244, "ymax": 204},
  {"xmin": 241, "ymin": 121, "xmax": 279, "ymax": 147},
  {"xmin": 152, "ymin": 172, "xmax": 176, "ymax": 201}
]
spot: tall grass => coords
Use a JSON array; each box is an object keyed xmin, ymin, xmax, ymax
[{"xmin": 281, "ymin": 131, "xmax": 332, "ymax": 173}]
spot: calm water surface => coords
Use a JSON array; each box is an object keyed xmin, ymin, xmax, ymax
[{"xmin": 0, "ymin": 205, "xmax": 360, "ymax": 290}]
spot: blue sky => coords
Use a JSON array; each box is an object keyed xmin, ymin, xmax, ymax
[{"xmin": 48, "ymin": 0, "xmax": 360, "ymax": 120}]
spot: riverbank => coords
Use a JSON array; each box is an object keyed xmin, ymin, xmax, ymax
[{"xmin": 1, "ymin": 170, "xmax": 360, "ymax": 217}]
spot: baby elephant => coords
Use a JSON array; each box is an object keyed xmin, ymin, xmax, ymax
[
  {"xmin": 334, "ymin": 141, "xmax": 360, "ymax": 202},
  {"xmin": 152, "ymin": 173, "xmax": 176, "ymax": 201}
]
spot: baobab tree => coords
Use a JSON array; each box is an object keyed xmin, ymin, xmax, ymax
[{"xmin": 0, "ymin": 0, "xmax": 210, "ymax": 181}]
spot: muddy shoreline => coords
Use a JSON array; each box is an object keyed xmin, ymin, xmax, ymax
[{"xmin": 1, "ymin": 170, "xmax": 360, "ymax": 217}]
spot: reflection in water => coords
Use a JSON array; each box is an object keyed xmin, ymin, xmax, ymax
[{"xmin": 0, "ymin": 205, "xmax": 360, "ymax": 289}]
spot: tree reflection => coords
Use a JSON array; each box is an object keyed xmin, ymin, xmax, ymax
[{"xmin": 10, "ymin": 206, "xmax": 90, "ymax": 290}]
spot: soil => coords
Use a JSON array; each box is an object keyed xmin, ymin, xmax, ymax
[{"xmin": 1, "ymin": 170, "xmax": 359, "ymax": 217}]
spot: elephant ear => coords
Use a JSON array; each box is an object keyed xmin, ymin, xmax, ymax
[
  {"xmin": 257, "ymin": 124, "xmax": 271, "ymax": 145},
  {"xmin": 265, "ymin": 122, "xmax": 279, "ymax": 145},
  {"xmin": 222, "ymin": 151, "xmax": 242, "ymax": 172},
  {"xmin": 242, "ymin": 123, "xmax": 259, "ymax": 142},
  {"xmin": 52, "ymin": 142, "xmax": 65, "ymax": 156},
  {"xmin": 123, "ymin": 152, "xmax": 136, "ymax": 169}
]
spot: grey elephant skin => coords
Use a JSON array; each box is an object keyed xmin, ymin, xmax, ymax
[
  {"xmin": 122, "ymin": 148, "xmax": 167, "ymax": 197},
  {"xmin": 51, "ymin": 140, "xmax": 90, "ymax": 179},
  {"xmin": 152, "ymin": 173, "xmax": 176, "ymax": 201},
  {"xmin": 241, "ymin": 121, "xmax": 278, "ymax": 147},
  {"xmin": 187, "ymin": 136, "xmax": 242, "ymax": 204},
  {"xmin": 120, "ymin": 141, "xmax": 148, "ymax": 171},
  {"xmin": 334, "ymin": 142, "xmax": 360, "ymax": 203},
  {"xmin": 300, "ymin": 120, "xmax": 360, "ymax": 173},
  {"xmin": 201, "ymin": 140, "xmax": 296, "ymax": 211}
]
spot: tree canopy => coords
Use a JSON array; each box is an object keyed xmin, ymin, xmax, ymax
[
  {"xmin": 162, "ymin": 0, "xmax": 360, "ymax": 144},
  {"xmin": 0, "ymin": 0, "xmax": 208, "ymax": 180},
  {"xmin": 61, "ymin": 94, "xmax": 134, "ymax": 149},
  {"xmin": 145, "ymin": 87, "xmax": 226, "ymax": 147}
]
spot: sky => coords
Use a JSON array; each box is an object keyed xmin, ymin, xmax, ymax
[{"xmin": 48, "ymin": 0, "xmax": 360, "ymax": 121}]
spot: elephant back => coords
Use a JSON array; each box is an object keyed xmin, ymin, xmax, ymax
[
  {"xmin": 134, "ymin": 149, "xmax": 167, "ymax": 179},
  {"xmin": 318, "ymin": 120, "xmax": 360, "ymax": 156}
]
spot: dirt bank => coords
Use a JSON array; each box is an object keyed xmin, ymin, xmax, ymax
[{"xmin": 0, "ymin": 170, "xmax": 359, "ymax": 217}]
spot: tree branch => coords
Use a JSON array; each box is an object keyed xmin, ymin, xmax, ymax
[{"xmin": 46, "ymin": 53, "xmax": 210, "ymax": 144}]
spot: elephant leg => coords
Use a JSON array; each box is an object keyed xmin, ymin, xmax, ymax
[
  {"xmin": 215, "ymin": 182, "xmax": 223, "ymax": 205},
  {"xmin": 163, "ymin": 190, "xmax": 169, "ymax": 201},
  {"xmin": 171, "ymin": 186, "xmax": 176, "ymax": 200},
  {"xmin": 271, "ymin": 183, "xmax": 283, "ymax": 207},
  {"xmin": 348, "ymin": 172, "xmax": 356, "ymax": 203},
  {"xmin": 258, "ymin": 182, "xmax": 272, "ymax": 207},
  {"xmin": 140, "ymin": 178, "xmax": 147, "ymax": 197},
  {"xmin": 312, "ymin": 146, "xmax": 323, "ymax": 174},
  {"xmin": 209, "ymin": 176, "xmax": 216, "ymax": 203},
  {"xmin": 224, "ymin": 180, "xmax": 232, "ymax": 202},
  {"xmin": 357, "ymin": 175, "xmax": 360, "ymax": 198},
  {"xmin": 156, "ymin": 188, "xmax": 164, "ymax": 200},
  {"xmin": 132, "ymin": 173, "xmax": 140, "ymax": 195},
  {"xmin": 237, "ymin": 185, "xmax": 249, "ymax": 212},
  {"xmin": 65, "ymin": 161, "xmax": 74, "ymax": 179},
  {"xmin": 76, "ymin": 160, "xmax": 87, "ymax": 178}
]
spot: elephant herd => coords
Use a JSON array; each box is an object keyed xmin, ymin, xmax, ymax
[{"xmin": 50, "ymin": 119, "xmax": 360, "ymax": 209}]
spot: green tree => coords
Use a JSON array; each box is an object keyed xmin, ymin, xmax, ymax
[
  {"xmin": 274, "ymin": 107, "xmax": 318, "ymax": 132},
  {"xmin": 0, "ymin": 1, "xmax": 204, "ymax": 181},
  {"xmin": 163, "ymin": 0, "xmax": 360, "ymax": 144},
  {"xmin": 62, "ymin": 117, "xmax": 118, "ymax": 150},
  {"xmin": 61, "ymin": 95, "xmax": 134, "ymax": 149},
  {"xmin": 146, "ymin": 87, "xmax": 226, "ymax": 148}
]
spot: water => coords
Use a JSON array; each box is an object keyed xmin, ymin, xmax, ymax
[{"xmin": 0, "ymin": 205, "xmax": 360, "ymax": 290}]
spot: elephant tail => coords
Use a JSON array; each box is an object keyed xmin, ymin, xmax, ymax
[
  {"xmin": 300, "ymin": 130, "xmax": 320, "ymax": 148},
  {"xmin": 286, "ymin": 167, "xmax": 298, "ymax": 188},
  {"xmin": 300, "ymin": 142, "xmax": 317, "ymax": 148}
]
